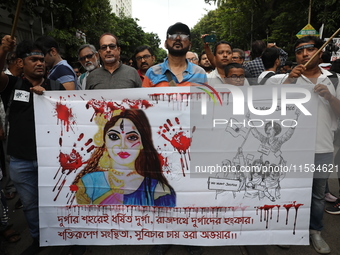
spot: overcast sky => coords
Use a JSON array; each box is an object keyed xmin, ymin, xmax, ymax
[{"xmin": 132, "ymin": 0, "xmax": 217, "ymax": 49}]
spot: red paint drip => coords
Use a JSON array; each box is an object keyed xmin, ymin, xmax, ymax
[
  {"xmin": 167, "ymin": 119, "xmax": 173, "ymax": 127},
  {"xmin": 87, "ymin": 145, "xmax": 95, "ymax": 153},
  {"xmin": 85, "ymin": 138, "xmax": 93, "ymax": 146},
  {"xmin": 164, "ymin": 124, "xmax": 170, "ymax": 131},
  {"xmin": 78, "ymin": 133, "xmax": 84, "ymax": 141},
  {"xmin": 283, "ymin": 203, "xmax": 294, "ymax": 225},
  {"xmin": 293, "ymin": 203, "xmax": 303, "ymax": 235},
  {"xmin": 175, "ymin": 117, "xmax": 180, "ymax": 125}
]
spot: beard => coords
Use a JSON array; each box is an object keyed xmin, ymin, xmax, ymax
[
  {"xmin": 166, "ymin": 42, "xmax": 190, "ymax": 57},
  {"xmin": 84, "ymin": 63, "xmax": 96, "ymax": 71}
]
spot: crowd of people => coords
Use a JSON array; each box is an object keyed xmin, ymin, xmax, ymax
[{"xmin": 0, "ymin": 21, "xmax": 339, "ymax": 255}]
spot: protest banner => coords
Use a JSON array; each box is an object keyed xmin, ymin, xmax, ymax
[{"xmin": 34, "ymin": 85, "xmax": 318, "ymax": 246}]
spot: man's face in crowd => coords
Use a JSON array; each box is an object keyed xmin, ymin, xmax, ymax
[
  {"xmin": 135, "ymin": 49, "xmax": 155, "ymax": 72},
  {"xmin": 215, "ymin": 43, "xmax": 232, "ymax": 68},
  {"xmin": 99, "ymin": 35, "xmax": 121, "ymax": 65},
  {"xmin": 78, "ymin": 47, "xmax": 99, "ymax": 72},
  {"xmin": 231, "ymin": 52, "xmax": 244, "ymax": 64},
  {"xmin": 186, "ymin": 52, "xmax": 198, "ymax": 65},
  {"xmin": 165, "ymin": 32, "xmax": 191, "ymax": 57},
  {"xmin": 43, "ymin": 47, "xmax": 57, "ymax": 69},
  {"xmin": 199, "ymin": 54, "xmax": 212, "ymax": 68},
  {"xmin": 225, "ymin": 68, "xmax": 245, "ymax": 86},
  {"xmin": 23, "ymin": 51, "xmax": 46, "ymax": 79},
  {"xmin": 295, "ymin": 41, "xmax": 321, "ymax": 68}
]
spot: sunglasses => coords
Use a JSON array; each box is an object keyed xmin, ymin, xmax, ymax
[{"xmin": 78, "ymin": 53, "xmax": 95, "ymax": 62}]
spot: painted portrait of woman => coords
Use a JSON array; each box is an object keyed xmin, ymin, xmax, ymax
[{"xmin": 72, "ymin": 109, "xmax": 176, "ymax": 207}]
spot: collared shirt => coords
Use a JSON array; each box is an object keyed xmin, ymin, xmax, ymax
[
  {"xmin": 142, "ymin": 58, "xmax": 207, "ymax": 87},
  {"xmin": 275, "ymin": 68, "xmax": 340, "ymax": 153},
  {"xmin": 86, "ymin": 62, "xmax": 142, "ymax": 89}
]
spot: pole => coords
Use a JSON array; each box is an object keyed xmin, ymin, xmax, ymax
[
  {"xmin": 10, "ymin": 0, "xmax": 24, "ymax": 39},
  {"xmin": 308, "ymin": 0, "xmax": 312, "ymax": 24},
  {"xmin": 304, "ymin": 27, "xmax": 340, "ymax": 68}
]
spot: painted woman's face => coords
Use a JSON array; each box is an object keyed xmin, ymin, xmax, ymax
[{"xmin": 105, "ymin": 118, "xmax": 143, "ymax": 168}]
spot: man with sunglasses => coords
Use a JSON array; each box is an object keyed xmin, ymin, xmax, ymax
[
  {"xmin": 275, "ymin": 36, "xmax": 340, "ymax": 254},
  {"xmin": 133, "ymin": 45, "xmax": 156, "ymax": 81},
  {"xmin": 77, "ymin": 44, "xmax": 100, "ymax": 90},
  {"xmin": 0, "ymin": 35, "xmax": 66, "ymax": 255},
  {"xmin": 142, "ymin": 22, "xmax": 207, "ymax": 87},
  {"xmin": 85, "ymin": 33, "xmax": 141, "ymax": 90}
]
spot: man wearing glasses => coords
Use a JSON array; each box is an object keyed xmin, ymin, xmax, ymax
[
  {"xmin": 86, "ymin": 33, "xmax": 141, "ymax": 90},
  {"xmin": 133, "ymin": 45, "xmax": 156, "ymax": 81},
  {"xmin": 77, "ymin": 44, "xmax": 100, "ymax": 90},
  {"xmin": 142, "ymin": 22, "xmax": 207, "ymax": 87}
]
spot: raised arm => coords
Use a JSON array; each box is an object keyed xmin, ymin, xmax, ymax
[{"xmin": 0, "ymin": 35, "xmax": 16, "ymax": 91}]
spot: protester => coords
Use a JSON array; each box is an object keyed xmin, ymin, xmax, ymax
[
  {"xmin": 224, "ymin": 62, "xmax": 246, "ymax": 86},
  {"xmin": 77, "ymin": 44, "xmax": 100, "ymax": 90},
  {"xmin": 0, "ymin": 35, "xmax": 66, "ymax": 255},
  {"xmin": 35, "ymin": 35, "xmax": 77, "ymax": 90},
  {"xmin": 133, "ymin": 45, "xmax": 156, "ymax": 81},
  {"xmin": 257, "ymin": 47, "xmax": 281, "ymax": 85},
  {"xmin": 186, "ymin": 51, "xmax": 199, "ymax": 65},
  {"xmin": 206, "ymin": 40, "xmax": 233, "ymax": 84},
  {"xmin": 276, "ymin": 36, "xmax": 340, "ymax": 254},
  {"xmin": 72, "ymin": 64, "xmax": 81, "ymax": 78},
  {"xmin": 143, "ymin": 22, "xmax": 207, "ymax": 87},
  {"xmin": 198, "ymin": 51, "xmax": 214, "ymax": 73},
  {"xmin": 86, "ymin": 33, "xmax": 141, "ymax": 89},
  {"xmin": 143, "ymin": 22, "xmax": 205, "ymax": 255}
]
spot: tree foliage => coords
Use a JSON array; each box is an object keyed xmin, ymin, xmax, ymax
[
  {"xmin": 194, "ymin": 0, "xmax": 340, "ymax": 59},
  {"xmin": 0, "ymin": 0, "xmax": 163, "ymax": 64}
]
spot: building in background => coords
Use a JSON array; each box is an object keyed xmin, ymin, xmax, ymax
[{"xmin": 109, "ymin": 0, "xmax": 132, "ymax": 17}]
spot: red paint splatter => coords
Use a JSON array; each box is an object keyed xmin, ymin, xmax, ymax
[
  {"xmin": 59, "ymin": 137, "xmax": 62, "ymax": 147},
  {"xmin": 70, "ymin": 184, "xmax": 78, "ymax": 192},
  {"xmin": 55, "ymin": 102, "xmax": 74, "ymax": 133},
  {"xmin": 59, "ymin": 149, "xmax": 84, "ymax": 175}
]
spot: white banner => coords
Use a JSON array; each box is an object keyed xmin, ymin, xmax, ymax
[{"xmin": 34, "ymin": 84, "xmax": 318, "ymax": 246}]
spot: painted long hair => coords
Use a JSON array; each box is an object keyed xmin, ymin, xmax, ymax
[{"xmin": 73, "ymin": 109, "xmax": 173, "ymax": 190}]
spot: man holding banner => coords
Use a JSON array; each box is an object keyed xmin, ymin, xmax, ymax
[
  {"xmin": 0, "ymin": 35, "xmax": 66, "ymax": 255},
  {"xmin": 277, "ymin": 35, "xmax": 340, "ymax": 254}
]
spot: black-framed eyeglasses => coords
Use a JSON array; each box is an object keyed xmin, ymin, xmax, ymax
[
  {"xmin": 232, "ymin": 56, "xmax": 240, "ymax": 60},
  {"xmin": 225, "ymin": 75, "xmax": 245, "ymax": 81},
  {"xmin": 135, "ymin": 54, "xmax": 151, "ymax": 61},
  {"xmin": 78, "ymin": 53, "xmax": 95, "ymax": 62},
  {"xmin": 100, "ymin": 44, "xmax": 117, "ymax": 51},
  {"xmin": 167, "ymin": 33, "xmax": 189, "ymax": 41}
]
